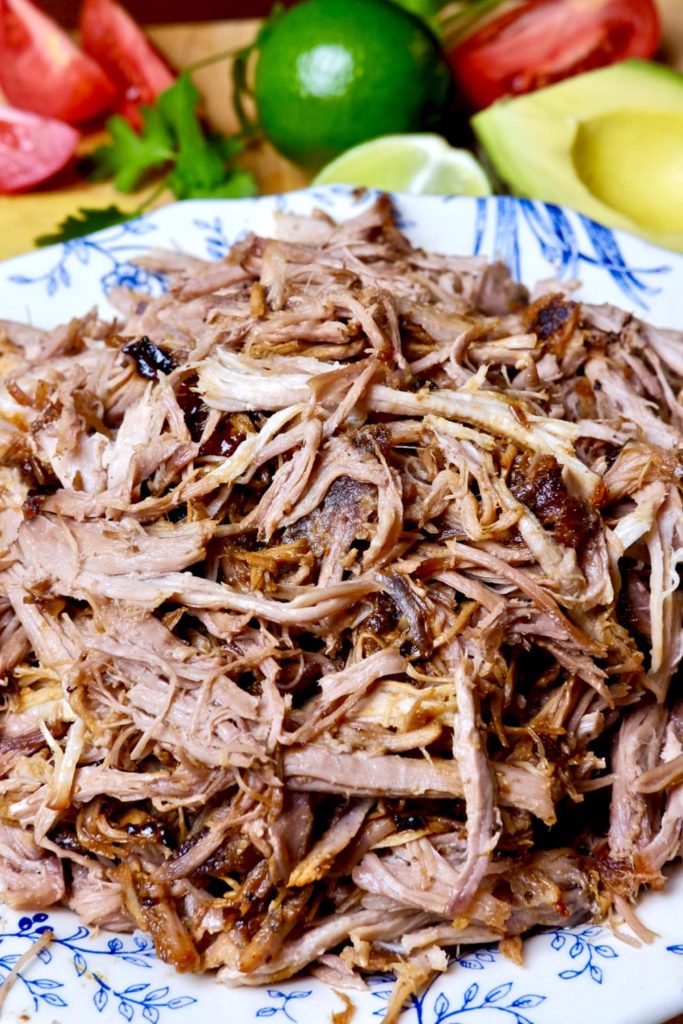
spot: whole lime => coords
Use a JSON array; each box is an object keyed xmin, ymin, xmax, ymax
[{"xmin": 254, "ymin": 0, "xmax": 451, "ymax": 169}]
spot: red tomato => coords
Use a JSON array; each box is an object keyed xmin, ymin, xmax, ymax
[
  {"xmin": 0, "ymin": 0, "xmax": 117, "ymax": 124},
  {"xmin": 0, "ymin": 106, "xmax": 80, "ymax": 193},
  {"xmin": 80, "ymin": 0, "xmax": 175, "ymax": 130},
  {"xmin": 448, "ymin": 0, "xmax": 661, "ymax": 109}
]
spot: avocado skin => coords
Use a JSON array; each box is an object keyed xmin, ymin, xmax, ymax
[{"xmin": 472, "ymin": 60, "xmax": 683, "ymax": 253}]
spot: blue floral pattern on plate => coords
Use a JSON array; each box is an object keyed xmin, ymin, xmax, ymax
[
  {"xmin": 0, "ymin": 912, "xmax": 195, "ymax": 1021},
  {"xmin": 0, "ymin": 187, "xmax": 681, "ymax": 1024},
  {"xmin": 7, "ymin": 219, "xmax": 166, "ymax": 298},
  {"xmin": 542, "ymin": 927, "xmax": 618, "ymax": 984}
]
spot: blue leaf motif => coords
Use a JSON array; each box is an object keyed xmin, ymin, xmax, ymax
[
  {"xmin": 463, "ymin": 983, "xmax": 479, "ymax": 1006},
  {"xmin": 124, "ymin": 983, "xmax": 150, "ymax": 994},
  {"xmin": 288, "ymin": 990, "xmax": 312, "ymax": 999},
  {"xmin": 256, "ymin": 1009, "xmax": 277, "ymax": 1017},
  {"xmin": 36, "ymin": 946, "xmax": 52, "ymax": 964},
  {"xmin": 434, "ymin": 991, "xmax": 450, "ymax": 1019},
  {"xmin": 143, "ymin": 1007, "xmax": 160, "ymax": 1024},
  {"xmin": 267, "ymin": 989, "xmax": 285, "ymax": 999},
  {"xmin": 122, "ymin": 955, "xmax": 154, "ymax": 968},
  {"xmin": 372, "ymin": 989, "xmax": 392, "ymax": 1002},
  {"xmin": 31, "ymin": 978, "xmax": 63, "ymax": 989},
  {"xmin": 94, "ymin": 987, "xmax": 109, "ymax": 1012},
  {"xmin": 74, "ymin": 952, "xmax": 87, "ymax": 977},
  {"xmin": 589, "ymin": 964, "xmax": 603, "ymax": 984},
  {"xmin": 108, "ymin": 937, "xmax": 124, "ymax": 953},
  {"xmin": 551, "ymin": 933, "xmax": 566, "ymax": 951},
  {"xmin": 594, "ymin": 945, "xmax": 618, "ymax": 959},
  {"xmin": 559, "ymin": 969, "xmax": 580, "ymax": 981},
  {"xmin": 119, "ymin": 999, "xmax": 134, "ymax": 1021},
  {"xmin": 569, "ymin": 939, "xmax": 583, "ymax": 958},
  {"xmin": 485, "ymin": 982, "xmax": 513, "ymax": 1004},
  {"xmin": 166, "ymin": 997, "xmax": 196, "ymax": 1009},
  {"xmin": 145, "ymin": 987, "xmax": 170, "ymax": 1002},
  {"xmin": 74, "ymin": 241, "xmax": 90, "ymax": 264},
  {"xmin": 667, "ymin": 945, "xmax": 683, "ymax": 954},
  {"xmin": 42, "ymin": 993, "xmax": 67, "ymax": 1007},
  {"xmin": 511, "ymin": 995, "xmax": 546, "ymax": 1009}
]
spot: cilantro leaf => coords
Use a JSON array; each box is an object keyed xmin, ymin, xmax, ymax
[
  {"xmin": 91, "ymin": 71, "xmax": 256, "ymax": 201},
  {"xmin": 158, "ymin": 74, "xmax": 230, "ymax": 198},
  {"xmin": 90, "ymin": 106, "xmax": 175, "ymax": 192},
  {"xmin": 179, "ymin": 169, "xmax": 258, "ymax": 200},
  {"xmin": 35, "ymin": 205, "xmax": 133, "ymax": 247}
]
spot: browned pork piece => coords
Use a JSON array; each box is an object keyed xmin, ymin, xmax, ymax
[{"xmin": 0, "ymin": 197, "xmax": 682, "ymax": 1020}]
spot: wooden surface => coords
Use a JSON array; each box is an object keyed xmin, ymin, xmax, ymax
[{"xmin": 1, "ymin": 0, "xmax": 683, "ymax": 259}]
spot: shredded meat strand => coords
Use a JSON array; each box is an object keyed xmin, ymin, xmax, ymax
[{"xmin": 0, "ymin": 197, "xmax": 681, "ymax": 1020}]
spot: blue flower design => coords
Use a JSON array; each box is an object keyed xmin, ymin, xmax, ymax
[
  {"xmin": 254, "ymin": 988, "xmax": 312, "ymax": 1022},
  {"xmin": 543, "ymin": 926, "xmax": 618, "ymax": 984},
  {"xmin": 101, "ymin": 261, "xmax": 161, "ymax": 295},
  {"xmin": 9, "ymin": 219, "xmax": 166, "ymax": 298},
  {"xmin": 0, "ymin": 912, "xmax": 196, "ymax": 1021}
]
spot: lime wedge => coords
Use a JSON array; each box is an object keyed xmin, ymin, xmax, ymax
[{"xmin": 313, "ymin": 133, "xmax": 491, "ymax": 196}]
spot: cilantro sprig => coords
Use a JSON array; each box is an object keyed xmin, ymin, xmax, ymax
[
  {"xmin": 35, "ymin": 204, "xmax": 139, "ymax": 247},
  {"xmin": 37, "ymin": 71, "xmax": 257, "ymax": 247}
]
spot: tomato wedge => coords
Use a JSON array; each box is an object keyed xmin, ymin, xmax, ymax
[
  {"xmin": 0, "ymin": 106, "xmax": 79, "ymax": 194},
  {"xmin": 448, "ymin": 0, "xmax": 661, "ymax": 109},
  {"xmin": 0, "ymin": 0, "xmax": 117, "ymax": 124},
  {"xmin": 80, "ymin": 0, "xmax": 175, "ymax": 129}
]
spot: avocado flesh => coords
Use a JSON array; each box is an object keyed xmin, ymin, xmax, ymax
[{"xmin": 472, "ymin": 61, "xmax": 683, "ymax": 252}]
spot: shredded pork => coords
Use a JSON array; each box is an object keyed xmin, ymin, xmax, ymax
[{"xmin": 1, "ymin": 197, "xmax": 682, "ymax": 1018}]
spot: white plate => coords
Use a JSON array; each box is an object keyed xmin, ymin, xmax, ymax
[{"xmin": 1, "ymin": 188, "xmax": 682, "ymax": 1024}]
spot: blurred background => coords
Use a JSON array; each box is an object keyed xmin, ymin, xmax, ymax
[{"xmin": 41, "ymin": 0, "xmax": 292, "ymax": 22}]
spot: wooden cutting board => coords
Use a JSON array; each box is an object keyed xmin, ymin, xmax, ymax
[{"xmin": 1, "ymin": 1, "xmax": 682, "ymax": 261}]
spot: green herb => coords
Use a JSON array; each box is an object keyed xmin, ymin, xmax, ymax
[
  {"xmin": 90, "ymin": 106, "xmax": 175, "ymax": 193},
  {"xmin": 91, "ymin": 72, "xmax": 257, "ymax": 200},
  {"xmin": 35, "ymin": 204, "xmax": 133, "ymax": 247},
  {"xmin": 35, "ymin": 69, "xmax": 257, "ymax": 246}
]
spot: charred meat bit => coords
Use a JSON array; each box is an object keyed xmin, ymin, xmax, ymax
[
  {"xmin": 123, "ymin": 336, "xmax": 177, "ymax": 380},
  {"xmin": 526, "ymin": 293, "xmax": 579, "ymax": 354},
  {"xmin": 509, "ymin": 451, "xmax": 598, "ymax": 547}
]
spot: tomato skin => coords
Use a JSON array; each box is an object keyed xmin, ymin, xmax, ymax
[
  {"xmin": 80, "ymin": 0, "xmax": 175, "ymax": 130},
  {"xmin": 0, "ymin": 0, "xmax": 117, "ymax": 124},
  {"xmin": 448, "ymin": 0, "xmax": 661, "ymax": 109},
  {"xmin": 0, "ymin": 106, "xmax": 79, "ymax": 193}
]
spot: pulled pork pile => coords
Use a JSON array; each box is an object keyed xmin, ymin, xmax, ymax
[{"xmin": 0, "ymin": 198, "xmax": 681, "ymax": 1011}]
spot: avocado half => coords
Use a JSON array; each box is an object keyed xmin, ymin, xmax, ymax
[{"xmin": 472, "ymin": 60, "xmax": 683, "ymax": 253}]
